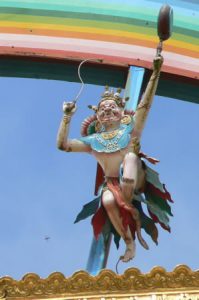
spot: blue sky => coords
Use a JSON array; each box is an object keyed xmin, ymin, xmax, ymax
[{"xmin": 0, "ymin": 77, "xmax": 199, "ymax": 279}]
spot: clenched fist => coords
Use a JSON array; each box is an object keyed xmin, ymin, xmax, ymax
[
  {"xmin": 153, "ymin": 55, "xmax": 163, "ymax": 71},
  {"xmin": 63, "ymin": 101, "xmax": 77, "ymax": 116}
]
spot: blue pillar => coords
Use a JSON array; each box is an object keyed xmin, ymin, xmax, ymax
[
  {"xmin": 86, "ymin": 234, "xmax": 111, "ymax": 275},
  {"xmin": 86, "ymin": 66, "xmax": 145, "ymax": 275},
  {"xmin": 124, "ymin": 66, "xmax": 145, "ymax": 111}
]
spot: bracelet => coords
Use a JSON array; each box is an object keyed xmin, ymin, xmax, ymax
[
  {"xmin": 137, "ymin": 102, "xmax": 151, "ymax": 111},
  {"xmin": 63, "ymin": 115, "xmax": 71, "ymax": 124}
]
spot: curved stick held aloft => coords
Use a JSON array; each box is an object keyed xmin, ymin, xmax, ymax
[{"xmin": 73, "ymin": 58, "xmax": 103, "ymax": 104}]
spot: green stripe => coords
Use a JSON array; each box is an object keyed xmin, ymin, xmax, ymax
[
  {"xmin": 0, "ymin": 1, "xmax": 160, "ymax": 20},
  {"xmin": 0, "ymin": 3, "xmax": 159, "ymax": 22},
  {"xmin": 0, "ymin": 1, "xmax": 160, "ymax": 18},
  {"xmin": 0, "ymin": 12, "xmax": 154, "ymax": 29},
  {"xmin": 0, "ymin": 13, "xmax": 156, "ymax": 35},
  {"xmin": 172, "ymin": 32, "xmax": 199, "ymax": 46},
  {"xmin": 0, "ymin": 7, "xmax": 198, "ymax": 40},
  {"xmin": 174, "ymin": 26, "xmax": 199, "ymax": 39},
  {"xmin": 1, "ymin": 0, "xmax": 198, "ymax": 29},
  {"xmin": 0, "ymin": 7, "xmax": 157, "ymax": 28},
  {"xmin": 0, "ymin": 13, "xmax": 198, "ymax": 45}
]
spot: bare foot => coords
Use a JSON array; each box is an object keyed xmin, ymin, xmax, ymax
[{"xmin": 121, "ymin": 241, "xmax": 136, "ymax": 262}]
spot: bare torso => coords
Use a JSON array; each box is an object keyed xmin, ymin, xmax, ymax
[{"xmin": 92, "ymin": 147, "xmax": 129, "ymax": 177}]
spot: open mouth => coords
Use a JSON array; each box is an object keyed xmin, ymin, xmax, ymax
[{"xmin": 102, "ymin": 114, "xmax": 119, "ymax": 122}]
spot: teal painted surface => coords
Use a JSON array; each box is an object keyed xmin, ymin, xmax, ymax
[
  {"xmin": 0, "ymin": 0, "xmax": 198, "ymax": 30},
  {"xmin": 0, "ymin": 57, "xmax": 198, "ymax": 104}
]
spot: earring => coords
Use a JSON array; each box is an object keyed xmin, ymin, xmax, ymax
[
  {"xmin": 100, "ymin": 125, "xmax": 106, "ymax": 132},
  {"xmin": 95, "ymin": 121, "xmax": 105, "ymax": 133}
]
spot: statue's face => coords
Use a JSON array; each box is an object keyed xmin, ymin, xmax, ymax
[{"xmin": 97, "ymin": 100, "xmax": 122, "ymax": 124}]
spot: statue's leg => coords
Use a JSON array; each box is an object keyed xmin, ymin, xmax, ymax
[
  {"xmin": 121, "ymin": 153, "xmax": 148, "ymax": 250},
  {"xmin": 121, "ymin": 152, "xmax": 144, "ymax": 202},
  {"xmin": 102, "ymin": 189, "xmax": 136, "ymax": 262}
]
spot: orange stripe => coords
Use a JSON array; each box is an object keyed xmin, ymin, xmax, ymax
[
  {"xmin": 0, "ymin": 27, "xmax": 198, "ymax": 59},
  {"xmin": 0, "ymin": 45, "xmax": 197, "ymax": 80},
  {"xmin": 164, "ymin": 45, "xmax": 198, "ymax": 59}
]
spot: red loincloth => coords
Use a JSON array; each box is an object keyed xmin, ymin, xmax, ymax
[{"xmin": 92, "ymin": 177, "xmax": 136, "ymax": 240}]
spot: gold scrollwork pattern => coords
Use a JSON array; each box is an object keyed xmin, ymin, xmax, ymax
[{"xmin": 0, "ymin": 265, "xmax": 199, "ymax": 299}]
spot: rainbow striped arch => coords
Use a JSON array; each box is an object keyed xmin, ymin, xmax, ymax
[{"xmin": 0, "ymin": 0, "xmax": 198, "ymax": 102}]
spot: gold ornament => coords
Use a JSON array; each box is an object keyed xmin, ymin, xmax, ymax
[
  {"xmin": 95, "ymin": 120, "xmax": 103, "ymax": 133},
  {"xmin": 88, "ymin": 86, "xmax": 129, "ymax": 112},
  {"xmin": 101, "ymin": 129, "xmax": 120, "ymax": 140},
  {"xmin": 121, "ymin": 115, "xmax": 132, "ymax": 125}
]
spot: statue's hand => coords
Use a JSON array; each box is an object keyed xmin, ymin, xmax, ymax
[
  {"xmin": 153, "ymin": 55, "xmax": 163, "ymax": 71},
  {"xmin": 63, "ymin": 101, "xmax": 77, "ymax": 116}
]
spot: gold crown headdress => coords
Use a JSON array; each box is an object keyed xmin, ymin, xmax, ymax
[{"xmin": 88, "ymin": 86, "xmax": 129, "ymax": 113}]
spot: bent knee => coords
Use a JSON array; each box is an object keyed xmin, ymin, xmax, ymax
[
  {"xmin": 124, "ymin": 152, "xmax": 139, "ymax": 165},
  {"xmin": 102, "ymin": 190, "xmax": 115, "ymax": 209}
]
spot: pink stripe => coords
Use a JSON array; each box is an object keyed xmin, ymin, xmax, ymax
[
  {"xmin": 0, "ymin": 33, "xmax": 198, "ymax": 78},
  {"xmin": 0, "ymin": 45, "xmax": 197, "ymax": 79}
]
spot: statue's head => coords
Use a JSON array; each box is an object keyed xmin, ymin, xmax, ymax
[
  {"xmin": 89, "ymin": 86, "xmax": 128, "ymax": 125},
  {"xmin": 81, "ymin": 86, "xmax": 132, "ymax": 137}
]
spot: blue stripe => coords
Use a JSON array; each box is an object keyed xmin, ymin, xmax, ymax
[{"xmin": 145, "ymin": 0, "xmax": 199, "ymax": 11}]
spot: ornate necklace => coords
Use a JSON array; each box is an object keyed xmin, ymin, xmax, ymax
[
  {"xmin": 101, "ymin": 129, "xmax": 119, "ymax": 140},
  {"xmin": 96, "ymin": 129, "xmax": 124, "ymax": 152}
]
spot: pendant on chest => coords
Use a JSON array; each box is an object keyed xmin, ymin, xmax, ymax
[{"xmin": 95, "ymin": 128, "xmax": 128, "ymax": 153}]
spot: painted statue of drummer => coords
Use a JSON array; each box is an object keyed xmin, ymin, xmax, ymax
[{"xmin": 57, "ymin": 55, "xmax": 173, "ymax": 262}]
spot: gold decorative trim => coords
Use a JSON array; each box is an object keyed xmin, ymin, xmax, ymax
[
  {"xmin": 0, "ymin": 265, "xmax": 199, "ymax": 299},
  {"xmin": 101, "ymin": 129, "xmax": 120, "ymax": 139},
  {"xmin": 121, "ymin": 115, "xmax": 132, "ymax": 125}
]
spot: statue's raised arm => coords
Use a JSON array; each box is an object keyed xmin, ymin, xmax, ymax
[
  {"xmin": 133, "ymin": 55, "xmax": 163, "ymax": 139},
  {"xmin": 57, "ymin": 101, "xmax": 91, "ymax": 153}
]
